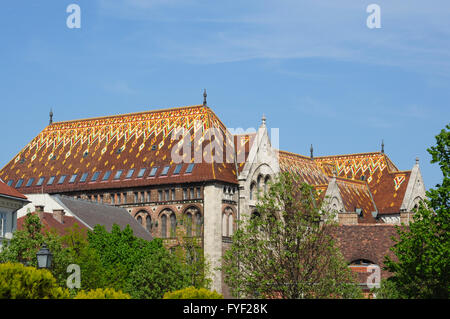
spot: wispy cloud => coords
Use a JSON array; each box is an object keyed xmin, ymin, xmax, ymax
[
  {"xmin": 96, "ymin": 0, "xmax": 450, "ymax": 76},
  {"xmin": 103, "ymin": 81, "xmax": 136, "ymax": 95}
]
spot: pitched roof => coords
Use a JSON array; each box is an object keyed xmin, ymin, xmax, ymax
[
  {"xmin": 17, "ymin": 212, "xmax": 88, "ymax": 236},
  {"xmin": 0, "ymin": 105, "xmax": 239, "ymax": 194},
  {"xmin": 0, "ymin": 179, "xmax": 28, "ymax": 201},
  {"xmin": 53, "ymin": 195, "xmax": 152, "ymax": 241},
  {"xmin": 279, "ymin": 151, "xmax": 329, "ymax": 185}
]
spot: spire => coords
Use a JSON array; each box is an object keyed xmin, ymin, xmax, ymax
[
  {"xmin": 49, "ymin": 108, "xmax": 53, "ymax": 125},
  {"xmin": 415, "ymin": 157, "xmax": 419, "ymax": 165},
  {"xmin": 310, "ymin": 144, "xmax": 314, "ymax": 159},
  {"xmin": 261, "ymin": 114, "xmax": 266, "ymax": 127},
  {"xmin": 203, "ymin": 89, "xmax": 207, "ymax": 106},
  {"xmin": 381, "ymin": 139, "xmax": 384, "ymax": 154}
]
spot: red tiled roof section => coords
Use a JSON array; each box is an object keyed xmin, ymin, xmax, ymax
[
  {"xmin": 315, "ymin": 153, "xmax": 410, "ymax": 214},
  {"xmin": 234, "ymin": 133, "xmax": 256, "ymax": 173},
  {"xmin": 279, "ymin": 151, "xmax": 329, "ymax": 185},
  {"xmin": 332, "ymin": 224, "xmax": 401, "ymax": 279},
  {"xmin": 0, "ymin": 105, "xmax": 240, "ymax": 194},
  {"xmin": 0, "ymin": 180, "xmax": 27, "ymax": 200},
  {"xmin": 17, "ymin": 212, "xmax": 88, "ymax": 237},
  {"xmin": 335, "ymin": 178, "xmax": 377, "ymax": 223}
]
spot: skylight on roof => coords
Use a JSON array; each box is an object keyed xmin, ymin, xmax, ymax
[
  {"xmin": 173, "ymin": 164, "xmax": 183, "ymax": 175},
  {"xmin": 160, "ymin": 166, "xmax": 170, "ymax": 176},
  {"xmin": 185, "ymin": 163, "xmax": 195, "ymax": 174},
  {"xmin": 15, "ymin": 179, "xmax": 24, "ymax": 188},
  {"xmin": 91, "ymin": 171, "xmax": 101, "ymax": 182},
  {"xmin": 26, "ymin": 178, "xmax": 34, "ymax": 187},
  {"xmin": 58, "ymin": 175, "xmax": 66, "ymax": 184},
  {"xmin": 126, "ymin": 169, "xmax": 135, "ymax": 179},
  {"xmin": 102, "ymin": 171, "xmax": 111, "ymax": 181},
  {"xmin": 36, "ymin": 177, "xmax": 45, "ymax": 186},
  {"xmin": 114, "ymin": 170, "xmax": 123, "ymax": 180},
  {"xmin": 69, "ymin": 174, "xmax": 77, "ymax": 183},
  {"xmin": 137, "ymin": 168, "xmax": 146, "ymax": 178},
  {"xmin": 149, "ymin": 167, "xmax": 158, "ymax": 177},
  {"xmin": 80, "ymin": 173, "xmax": 89, "ymax": 183},
  {"xmin": 47, "ymin": 176, "xmax": 56, "ymax": 185},
  {"xmin": 7, "ymin": 180, "xmax": 13, "ymax": 187}
]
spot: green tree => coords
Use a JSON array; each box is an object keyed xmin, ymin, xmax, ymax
[
  {"xmin": 383, "ymin": 124, "xmax": 450, "ymax": 299},
  {"xmin": 124, "ymin": 239, "xmax": 190, "ymax": 299},
  {"xmin": 74, "ymin": 288, "xmax": 131, "ymax": 299},
  {"xmin": 222, "ymin": 171, "xmax": 361, "ymax": 299},
  {"xmin": 0, "ymin": 262, "xmax": 70, "ymax": 299}
]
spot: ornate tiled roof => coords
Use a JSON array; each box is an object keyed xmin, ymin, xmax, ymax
[
  {"xmin": 0, "ymin": 105, "xmax": 239, "ymax": 194},
  {"xmin": 279, "ymin": 151, "xmax": 329, "ymax": 185}
]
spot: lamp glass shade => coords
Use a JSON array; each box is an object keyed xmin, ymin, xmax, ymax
[{"xmin": 36, "ymin": 244, "xmax": 52, "ymax": 269}]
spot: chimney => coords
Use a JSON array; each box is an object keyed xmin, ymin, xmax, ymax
[
  {"xmin": 53, "ymin": 209, "xmax": 65, "ymax": 224},
  {"xmin": 35, "ymin": 205, "xmax": 45, "ymax": 220}
]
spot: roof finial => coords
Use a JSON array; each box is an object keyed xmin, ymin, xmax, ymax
[
  {"xmin": 381, "ymin": 139, "xmax": 384, "ymax": 154},
  {"xmin": 261, "ymin": 113, "xmax": 266, "ymax": 127},
  {"xmin": 416, "ymin": 157, "xmax": 419, "ymax": 165},
  {"xmin": 310, "ymin": 144, "xmax": 314, "ymax": 159},
  {"xmin": 203, "ymin": 89, "xmax": 207, "ymax": 106},
  {"xmin": 49, "ymin": 108, "xmax": 53, "ymax": 125}
]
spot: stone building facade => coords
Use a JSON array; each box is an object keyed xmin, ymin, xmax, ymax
[{"xmin": 0, "ymin": 102, "xmax": 426, "ymax": 295}]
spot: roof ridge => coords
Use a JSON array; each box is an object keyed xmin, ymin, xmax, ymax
[
  {"xmin": 278, "ymin": 150, "xmax": 312, "ymax": 160},
  {"xmin": 49, "ymin": 104, "xmax": 206, "ymax": 126},
  {"xmin": 314, "ymin": 151, "xmax": 383, "ymax": 159}
]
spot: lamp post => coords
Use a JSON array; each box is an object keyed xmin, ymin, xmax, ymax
[{"xmin": 36, "ymin": 243, "xmax": 52, "ymax": 269}]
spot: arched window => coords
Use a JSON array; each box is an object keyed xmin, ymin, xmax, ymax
[
  {"xmin": 161, "ymin": 214, "xmax": 167, "ymax": 238},
  {"xmin": 264, "ymin": 176, "xmax": 270, "ymax": 193},
  {"xmin": 195, "ymin": 212, "xmax": 202, "ymax": 236},
  {"xmin": 186, "ymin": 212, "xmax": 193, "ymax": 237},
  {"xmin": 257, "ymin": 175, "xmax": 262, "ymax": 192},
  {"xmin": 251, "ymin": 211, "xmax": 261, "ymax": 220},
  {"xmin": 250, "ymin": 182, "xmax": 255, "ymax": 200},
  {"xmin": 146, "ymin": 215, "xmax": 152, "ymax": 232},
  {"xmin": 222, "ymin": 213, "xmax": 227, "ymax": 237},
  {"xmin": 228, "ymin": 214, "xmax": 234, "ymax": 236},
  {"xmin": 136, "ymin": 215, "xmax": 142, "ymax": 225},
  {"xmin": 170, "ymin": 213, "xmax": 177, "ymax": 237}
]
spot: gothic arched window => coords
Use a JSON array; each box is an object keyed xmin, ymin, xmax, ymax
[
  {"xmin": 136, "ymin": 215, "xmax": 142, "ymax": 225},
  {"xmin": 161, "ymin": 214, "xmax": 167, "ymax": 238},
  {"xmin": 146, "ymin": 215, "xmax": 152, "ymax": 232},
  {"xmin": 195, "ymin": 212, "xmax": 202, "ymax": 236},
  {"xmin": 170, "ymin": 213, "xmax": 177, "ymax": 238},
  {"xmin": 186, "ymin": 212, "xmax": 193, "ymax": 237}
]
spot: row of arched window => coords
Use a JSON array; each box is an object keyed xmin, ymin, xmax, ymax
[
  {"xmin": 249, "ymin": 174, "xmax": 271, "ymax": 200},
  {"xmin": 135, "ymin": 206, "xmax": 202, "ymax": 238}
]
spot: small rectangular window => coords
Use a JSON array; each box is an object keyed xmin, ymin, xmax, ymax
[
  {"xmin": 185, "ymin": 163, "xmax": 195, "ymax": 174},
  {"xmin": 149, "ymin": 167, "xmax": 158, "ymax": 177},
  {"xmin": 137, "ymin": 168, "xmax": 146, "ymax": 178},
  {"xmin": 171, "ymin": 189, "xmax": 176, "ymax": 201},
  {"xmin": 158, "ymin": 190, "xmax": 163, "ymax": 201},
  {"xmin": 26, "ymin": 178, "xmax": 35, "ymax": 187},
  {"xmin": 91, "ymin": 171, "xmax": 101, "ymax": 182},
  {"xmin": 126, "ymin": 169, "xmax": 135, "ymax": 179},
  {"xmin": 58, "ymin": 175, "xmax": 66, "ymax": 184},
  {"xmin": 116, "ymin": 194, "xmax": 121, "ymax": 205},
  {"xmin": 15, "ymin": 179, "xmax": 24, "ymax": 188},
  {"xmin": 183, "ymin": 188, "xmax": 188, "ymax": 200},
  {"xmin": 114, "ymin": 170, "xmax": 123, "ymax": 180},
  {"xmin": 102, "ymin": 171, "xmax": 111, "ymax": 181},
  {"xmin": 7, "ymin": 180, "xmax": 13, "ymax": 187},
  {"xmin": 197, "ymin": 187, "xmax": 201, "ymax": 199},
  {"xmin": 190, "ymin": 188, "xmax": 194, "ymax": 199},
  {"xmin": 134, "ymin": 192, "xmax": 138, "ymax": 203},
  {"xmin": 161, "ymin": 166, "xmax": 170, "ymax": 176},
  {"xmin": 173, "ymin": 164, "xmax": 183, "ymax": 175},
  {"xmin": 165, "ymin": 189, "xmax": 170, "ymax": 201},
  {"xmin": 47, "ymin": 176, "xmax": 56, "ymax": 185},
  {"xmin": 36, "ymin": 177, "xmax": 45, "ymax": 186},
  {"xmin": 69, "ymin": 174, "xmax": 78, "ymax": 184},
  {"xmin": 80, "ymin": 173, "xmax": 89, "ymax": 183},
  {"xmin": 111, "ymin": 194, "xmax": 115, "ymax": 205}
]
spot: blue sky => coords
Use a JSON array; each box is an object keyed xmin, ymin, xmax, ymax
[{"xmin": 0, "ymin": 0, "xmax": 449, "ymax": 189}]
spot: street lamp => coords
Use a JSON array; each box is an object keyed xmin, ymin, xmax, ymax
[{"xmin": 36, "ymin": 244, "xmax": 52, "ymax": 269}]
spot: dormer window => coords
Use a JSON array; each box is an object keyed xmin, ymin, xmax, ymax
[
  {"xmin": 160, "ymin": 166, "xmax": 170, "ymax": 176},
  {"xmin": 47, "ymin": 176, "xmax": 56, "ymax": 185},
  {"xmin": 137, "ymin": 168, "xmax": 146, "ymax": 178},
  {"xmin": 126, "ymin": 169, "xmax": 135, "ymax": 179},
  {"xmin": 58, "ymin": 175, "xmax": 66, "ymax": 184},
  {"xmin": 185, "ymin": 163, "xmax": 195, "ymax": 174},
  {"xmin": 91, "ymin": 172, "xmax": 100, "ymax": 182},
  {"xmin": 36, "ymin": 177, "xmax": 45, "ymax": 186},
  {"xmin": 114, "ymin": 170, "xmax": 123, "ymax": 180},
  {"xmin": 15, "ymin": 179, "xmax": 24, "ymax": 188},
  {"xmin": 80, "ymin": 173, "xmax": 89, "ymax": 183},
  {"xmin": 173, "ymin": 164, "xmax": 183, "ymax": 175},
  {"xmin": 25, "ymin": 178, "xmax": 35, "ymax": 187},
  {"xmin": 149, "ymin": 167, "xmax": 158, "ymax": 177},
  {"xmin": 102, "ymin": 171, "xmax": 111, "ymax": 181},
  {"xmin": 69, "ymin": 174, "xmax": 78, "ymax": 183}
]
